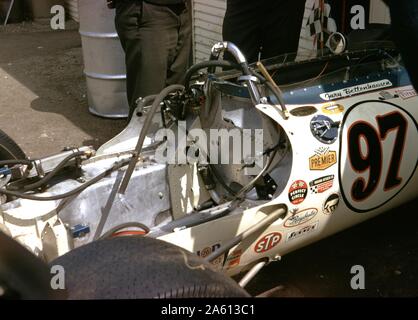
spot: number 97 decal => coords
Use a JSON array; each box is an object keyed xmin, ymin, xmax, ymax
[{"xmin": 340, "ymin": 101, "xmax": 418, "ymax": 212}]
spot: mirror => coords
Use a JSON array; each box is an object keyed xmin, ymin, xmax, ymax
[{"xmin": 327, "ymin": 32, "xmax": 347, "ymax": 55}]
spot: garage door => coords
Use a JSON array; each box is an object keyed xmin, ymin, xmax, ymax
[
  {"xmin": 65, "ymin": 0, "xmax": 78, "ymax": 22},
  {"xmin": 192, "ymin": 0, "xmax": 226, "ymax": 63}
]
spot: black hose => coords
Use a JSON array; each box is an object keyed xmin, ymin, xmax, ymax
[
  {"xmin": 0, "ymin": 159, "xmax": 32, "ymax": 167},
  {"xmin": 98, "ymin": 222, "xmax": 150, "ymax": 240},
  {"xmin": 8, "ymin": 151, "xmax": 86, "ymax": 192},
  {"xmin": 234, "ymin": 149, "xmax": 278, "ymax": 200},
  {"xmin": 118, "ymin": 85, "xmax": 185, "ymax": 195},
  {"xmin": 184, "ymin": 60, "xmax": 242, "ymax": 90},
  {"xmin": 0, "ymin": 159, "xmax": 131, "ymax": 201}
]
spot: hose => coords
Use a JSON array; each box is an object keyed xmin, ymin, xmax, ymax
[
  {"xmin": 0, "ymin": 159, "xmax": 32, "ymax": 167},
  {"xmin": 135, "ymin": 94, "xmax": 157, "ymax": 117},
  {"xmin": 98, "ymin": 222, "xmax": 150, "ymax": 240},
  {"xmin": 184, "ymin": 60, "xmax": 242, "ymax": 90},
  {"xmin": 234, "ymin": 149, "xmax": 278, "ymax": 200},
  {"xmin": 118, "ymin": 85, "xmax": 185, "ymax": 195},
  {"xmin": 8, "ymin": 151, "xmax": 87, "ymax": 192},
  {"xmin": 0, "ymin": 159, "xmax": 131, "ymax": 201}
]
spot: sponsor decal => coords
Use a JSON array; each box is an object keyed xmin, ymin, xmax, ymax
[
  {"xmin": 379, "ymin": 91, "xmax": 396, "ymax": 101},
  {"xmin": 309, "ymin": 147, "xmax": 337, "ymax": 170},
  {"xmin": 323, "ymin": 193, "xmax": 340, "ymax": 215},
  {"xmin": 395, "ymin": 88, "xmax": 417, "ymax": 100},
  {"xmin": 321, "ymin": 103, "xmax": 344, "ymax": 115},
  {"xmin": 197, "ymin": 244, "xmax": 224, "ymax": 266},
  {"xmin": 310, "ymin": 115, "xmax": 339, "ymax": 144},
  {"xmin": 320, "ymin": 79, "xmax": 393, "ymax": 101},
  {"xmin": 290, "ymin": 106, "xmax": 318, "ymax": 117},
  {"xmin": 284, "ymin": 208, "xmax": 318, "ymax": 228},
  {"xmin": 286, "ymin": 221, "xmax": 320, "ymax": 242},
  {"xmin": 254, "ymin": 232, "xmax": 282, "ymax": 253},
  {"xmin": 225, "ymin": 249, "xmax": 242, "ymax": 270},
  {"xmin": 288, "ymin": 180, "xmax": 308, "ymax": 205},
  {"xmin": 309, "ymin": 175, "xmax": 334, "ymax": 194}
]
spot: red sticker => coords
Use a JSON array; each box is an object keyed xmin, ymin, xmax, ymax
[
  {"xmin": 254, "ymin": 232, "xmax": 282, "ymax": 253},
  {"xmin": 288, "ymin": 180, "xmax": 308, "ymax": 205}
]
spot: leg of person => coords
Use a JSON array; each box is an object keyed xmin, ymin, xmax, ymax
[
  {"xmin": 114, "ymin": 0, "xmax": 144, "ymax": 116},
  {"xmin": 261, "ymin": 0, "xmax": 306, "ymax": 60},
  {"xmin": 222, "ymin": 0, "xmax": 264, "ymax": 63},
  {"xmin": 166, "ymin": 4, "xmax": 192, "ymax": 86},
  {"xmin": 384, "ymin": 0, "xmax": 418, "ymax": 91},
  {"xmin": 131, "ymin": 2, "xmax": 183, "ymax": 113}
]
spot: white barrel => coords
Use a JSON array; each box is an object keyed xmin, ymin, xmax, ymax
[{"xmin": 78, "ymin": 0, "xmax": 128, "ymax": 118}]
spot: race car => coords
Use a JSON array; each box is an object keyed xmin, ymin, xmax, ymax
[{"xmin": 0, "ymin": 33, "xmax": 417, "ymax": 299}]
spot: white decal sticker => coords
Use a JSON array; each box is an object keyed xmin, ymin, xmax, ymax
[
  {"xmin": 286, "ymin": 221, "xmax": 320, "ymax": 242},
  {"xmin": 320, "ymin": 80, "xmax": 392, "ymax": 101}
]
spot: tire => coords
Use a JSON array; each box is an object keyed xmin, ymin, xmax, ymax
[
  {"xmin": 0, "ymin": 129, "xmax": 26, "ymax": 160},
  {"xmin": 51, "ymin": 237, "xmax": 250, "ymax": 299}
]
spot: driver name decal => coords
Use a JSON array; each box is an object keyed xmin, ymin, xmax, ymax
[
  {"xmin": 254, "ymin": 232, "xmax": 282, "ymax": 253},
  {"xmin": 320, "ymin": 79, "xmax": 392, "ymax": 101}
]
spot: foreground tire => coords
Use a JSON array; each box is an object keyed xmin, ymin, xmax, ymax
[
  {"xmin": 51, "ymin": 237, "xmax": 249, "ymax": 299},
  {"xmin": 0, "ymin": 129, "xmax": 26, "ymax": 160}
]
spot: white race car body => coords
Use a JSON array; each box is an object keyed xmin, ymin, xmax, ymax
[{"xmin": 1, "ymin": 43, "xmax": 417, "ymax": 278}]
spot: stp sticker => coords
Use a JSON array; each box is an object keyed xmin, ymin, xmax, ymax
[
  {"xmin": 284, "ymin": 208, "xmax": 318, "ymax": 228},
  {"xmin": 254, "ymin": 232, "xmax": 282, "ymax": 253},
  {"xmin": 323, "ymin": 193, "xmax": 340, "ymax": 215},
  {"xmin": 309, "ymin": 175, "xmax": 334, "ymax": 194},
  {"xmin": 286, "ymin": 221, "xmax": 320, "ymax": 242},
  {"xmin": 288, "ymin": 180, "xmax": 308, "ymax": 205},
  {"xmin": 309, "ymin": 147, "xmax": 337, "ymax": 170}
]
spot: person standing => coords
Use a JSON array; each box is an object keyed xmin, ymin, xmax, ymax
[
  {"xmin": 108, "ymin": 0, "xmax": 192, "ymax": 118},
  {"xmin": 222, "ymin": 0, "xmax": 306, "ymax": 63}
]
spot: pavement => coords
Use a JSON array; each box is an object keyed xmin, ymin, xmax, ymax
[
  {"xmin": 0, "ymin": 21, "xmax": 417, "ymax": 297},
  {"xmin": 0, "ymin": 21, "xmax": 125, "ymax": 158}
]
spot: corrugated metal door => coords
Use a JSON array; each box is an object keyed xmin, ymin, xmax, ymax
[
  {"xmin": 65, "ymin": 0, "xmax": 78, "ymax": 22},
  {"xmin": 192, "ymin": 0, "xmax": 226, "ymax": 63},
  {"xmin": 369, "ymin": 0, "xmax": 390, "ymax": 24}
]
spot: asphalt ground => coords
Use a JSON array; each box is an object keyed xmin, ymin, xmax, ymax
[{"xmin": 0, "ymin": 22, "xmax": 417, "ymax": 297}]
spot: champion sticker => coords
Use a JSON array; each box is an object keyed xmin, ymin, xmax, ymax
[
  {"xmin": 309, "ymin": 175, "xmax": 334, "ymax": 194},
  {"xmin": 320, "ymin": 79, "xmax": 393, "ymax": 101},
  {"xmin": 288, "ymin": 180, "xmax": 308, "ymax": 205},
  {"xmin": 309, "ymin": 147, "xmax": 337, "ymax": 171}
]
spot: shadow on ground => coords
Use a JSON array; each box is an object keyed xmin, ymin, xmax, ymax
[{"xmin": 0, "ymin": 21, "xmax": 126, "ymax": 157}]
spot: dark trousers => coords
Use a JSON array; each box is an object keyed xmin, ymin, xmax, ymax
[
  {"xmin": 115, "ymin": 0, "xmax": 192, "ymax": 118},
  {"xmin": 222, "ymin": 0, "xmax": 305, "ymax": 63},
  {"xmin": 383, "ymin": 0, "xmax": 418, "ymax": 91}
]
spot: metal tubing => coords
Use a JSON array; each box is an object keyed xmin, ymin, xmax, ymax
[
  {"xmin": 239, "ymin": 261, "xmax": 267, "ymax": 288},
  {"xmin": 205, "ymin": 207, "xmax": 286, "ymax": 263}
]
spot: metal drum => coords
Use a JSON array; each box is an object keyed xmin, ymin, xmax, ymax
[{"xmin": 78, "ymin": 0, "xmax": 128, "ymax": 118}]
